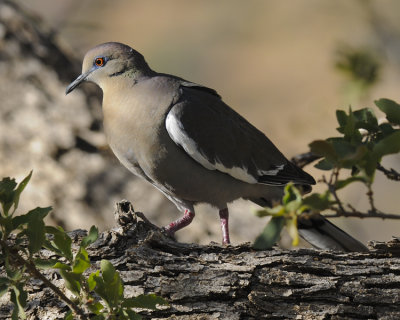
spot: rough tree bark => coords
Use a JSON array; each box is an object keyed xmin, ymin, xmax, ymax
[{"xmin": 1, "ymin": 200, "xmax": 400, "ymax": 320}]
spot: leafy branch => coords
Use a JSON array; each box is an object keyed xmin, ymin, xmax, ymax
[
  {"xmin": 292, "ymin": 153, "xmax": 400, "ymax": 182},
  {"xmin": 0, "ymin": 173, "xmax": 168, "ymax": 319},
  {"xmin": 1, "ymin": 237, "xmax": 88, "ymax": 319},
  {"xmin": 253, "ymin": 183, "xmax": 307, "ymax": 249},
  {"xmin": 255, "ymin": 98, "xmax": 400, "ymax": 248}
]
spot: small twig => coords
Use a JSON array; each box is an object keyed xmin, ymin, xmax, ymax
[
  {"xmin": 366, "ymin": 184, "xmax": 377, "ymax": 213},
  {"xmin": 322, "ymin": 172, "xmax": 347, "ymax": 213},
  {"xmin": 347, "ymin": 204, "xmax": 358, "ymax": 213},
  {"xmin": 323, "ymin": 210, "xmax": 400, "ymax": 220},
  {"xmin": 377, "ymin": 163, "xmax": 400, "ymax": 181},
  {"xmin": 292, "ymin": 151, "xmax": 400, "ymax": 220},
  {"xmin": 1, "ymin": 239, "xmax": 88, "ymax": 320},
  {"xmin": 291, "ymin": 152, "xmax": 322, "ymax": 169}
]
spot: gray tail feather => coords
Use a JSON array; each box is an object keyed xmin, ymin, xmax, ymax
[
  {"xmin": 297, "ymin": 214, "xmax": 368, "ymax": 252},
  {"xmin": 251, "ymin": 198, "xmax": 368, "ymax": 252}
]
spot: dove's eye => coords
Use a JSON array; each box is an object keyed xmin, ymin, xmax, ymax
[{"xmin": 94, "ymin": 57, "xmax": 105, "ymax": 67}]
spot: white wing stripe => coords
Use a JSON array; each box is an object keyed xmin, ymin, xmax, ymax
[
  {"xmin": 166, "ymin": 112, "xmax": 257, "ymax": 183},
  {"xmin": 166, "ymin": 112, "xmax": 214, "ymax": 170},
  {"xmin": 257, "ymin": 164, "xmax": 285, "ymax": 176}
]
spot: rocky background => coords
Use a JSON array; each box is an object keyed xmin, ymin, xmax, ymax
[{"xmin": 1, "ymin": 0, "xmax": 400, "ymax": 245}]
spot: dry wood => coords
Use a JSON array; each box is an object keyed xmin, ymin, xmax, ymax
[{"xmin": 2, "ymin": 200, "xmax": 399, "ymax": 319}]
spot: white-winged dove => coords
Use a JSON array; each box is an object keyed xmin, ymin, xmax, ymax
[{"xmin": 66, "ymin": 42, "xmax": 367, "ymax": 251}]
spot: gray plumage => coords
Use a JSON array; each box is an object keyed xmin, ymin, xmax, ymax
[{"xmin": 66, "ymin": 42, "xmax": 367, "ymax": 251}]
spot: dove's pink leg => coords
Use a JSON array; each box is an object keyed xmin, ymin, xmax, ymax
[
  {"xmin": 164, "ymin": 209, "xmax": 195, "ymax": 235},
  {"xmin": 219, "ymin": 208, "xmax": 230, "ymax": 245}
]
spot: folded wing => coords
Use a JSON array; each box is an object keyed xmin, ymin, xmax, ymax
[{"xmin": 165, "ymin": 83, "xmax": 315, "ymax": 186}]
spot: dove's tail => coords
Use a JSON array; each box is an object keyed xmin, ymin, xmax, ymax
[
  {"xmin": 251, "ymin": 198, "xmax": 368, "ymax": 252},
  {"xmin": 297, "ymin": 214, "xmax": 368, "ymax": 252}
]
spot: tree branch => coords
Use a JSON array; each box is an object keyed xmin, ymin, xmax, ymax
[
  {"xmin": 1, "ymin": 239, "xmax": 88, "ymax": 320},
  {"xmin": 323, "ymin": 209, "xmax": 400, "ymax": 219},
  {"xmin": 2, "ymin": 201, "xmax": 400, "ymax": 319},
  {"xmin": 377, "ymin": 163, "xmax": 400, "ymax": 181},
  {"xmin": 291, "ymin": 152, "xmax": 322, "ymax": 168}
]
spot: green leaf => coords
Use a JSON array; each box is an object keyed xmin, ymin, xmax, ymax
[
  {"xmin": 95, "ymin": 260, "xmax": 124, "ymax": 308},
  {"xmin": 72, "ymin": 247, "xmax": 90, "ymax": 274},
  {"xmin": 101, "ymin": 259, "xmax": 116, "ymax": 284},
  {"xmin": 0, "ymin": 277, "xmax": 9, "ymax": 285},
  {"xmin": 282, "ymin": 183, "xmax": 299, "ymax": 205},
  {"xmin": 42, "ymin": 239, "xmax": 63, "ymax": 256},
  {"xmin": 122, "ymin": 294, "xmax": 169, "ymax": 310},
  {"xmin": 335, "ymin": 176, "xmax": 367, "ymax": 190},
  {"xmin": 283, "ymin": 184, "xmax": 303, "ymax": 212},
  {"xmin": 379, "ymin": 123, "xmax": 395, "ymax": 135},
  {"xmin": 0, "ymin": 277, "xmax": 10, "ymax": 298},
  {"xmin": 125, "ymin": 310, "xmax": 142, "ymax": 320},
  {"xmin": 0, "ymin": 178, "xmax": 17, "ymax": 194},
  {"xmin": 340, "ymin": 145, "xmax": 368, "ymax": 167},
  {"xmin": 255, "ymin": 205, "xmax": 285, "ymax": 217},
  {"xmin": 336, "ymin": 110, "xmax": 348, "ymax": 128},
  {"xmin": 353, "ymin": 108, "xmax": 379, "ymax": 132},
  {"xmin": 44, "ymin": 225, "xmax": 60, "ymax": 234},
  {"xmin": 318, "ymin": 138, "xmax": 368, "ymax": 169},
  {"xmin": 87, "ymin": 301, "xmax": 104, "ymax": 314},
  {"xmin": 59, "ymin": 270, "xmax": 81, "ymax": 297},
  {"xmin": 285, "ymin": 216, "xmax": 299, "ymax": 246},
  {"xmin": 329, "ymin": 138, "xmax": 355, "ymax": 159},
  {"xmin": 314, "ymin": 158, "xmax": 334, "ymax": 170},
  {"xmin": 375, "ymin": 98, "xmax": 400, "ymax": 125},
  {"xmin": 303, "ymin": 192, "xmax": 332, "ymax": 211},
  {"xmin": 53, "ymin": 262, "xmax": 72, "ymax": 271},
  {"xmin": 91, "ymin": 275, "xmax": 109, "ymax": 309},
  {"xmin": 6, "ymin": 267, "xmax": 22, "ymax": 281},
  {"xmin": 372, "ymin": 130, "xmax": 400, "ymax": 159},
  {"xmin": 0, "ymin": 172, "xmax": 32, "ymax": 217},
  {"xmin": 64, "ymin": 310, "xmax": 74, "ymax": 320},
  {"xmin": 45, "ymin": 226, "xmax": 73, "ymax": 261},
  {"xmin": 11, "ymin": 214, "xmax": 29, "ymax": 230},
  {"xmin": 0, "ymin": 284, "xmax": 9, "ymax": 298},
  {"xmin": 23, "ymin": 207, "xmax": 52, "ymax": 254},
  {"xmin": 253, "ymin": 216, "xmax": 285, "ymax": 250},
  {"xmin": 12, "ymin": 171, "xmax": 32, "ymax": 214},
  {"xmin": 23, "ymin": 207, "xmax": 52, "ymax": 249},
  {"xmin": 1, "ymin": 215, "xmax": 13, "ymax": 235},
  {"xmin": 0, "ymin": 177, "xmax": 17, "ymax": 216},
  {"xmin": 309, "ymin": 140, "xmax": 338, "ymax": 163},
  {"xmin": 88, "ymin": 270, "xmax": 99, "ymax": 291},
  {"xmin": 342, "ymin": 108, "xmax": 358, "ymax": 140},
  {"xmin": 362, "ymin": 154, "xmax": 378, "ymax": 180},
  {"xmin": 26, "ymin": 206, "xmax": 51, "ymax": 220},
  {"xmin": 33, "ymin": 258, "xmax": 59, "ymax": 269},
  {"xmin": 10, "ymin": 283, "xmax": 27, "ymax": 320},
  {"xmin": 80, "ymin": 226, "xmax": 98, "ymax": 248}
]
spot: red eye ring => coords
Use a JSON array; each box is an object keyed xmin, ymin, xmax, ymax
[{"xmin": 95, "ymin": 57, "xmax": 105, "ymax": 67}]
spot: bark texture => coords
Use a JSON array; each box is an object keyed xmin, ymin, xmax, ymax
[{"xmin": 1, "ymin": 200, "xmax": 400, "ymax": 320}]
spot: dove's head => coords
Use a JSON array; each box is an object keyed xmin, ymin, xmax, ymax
[{"xmin": 66, "ymin": 42, "xmax": 152, "ymax": 94}]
